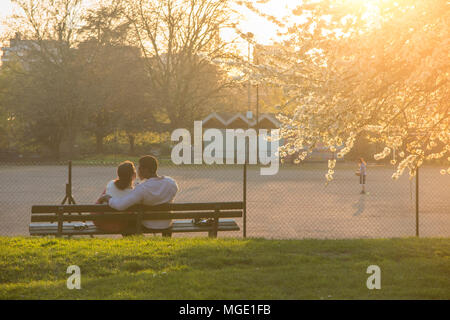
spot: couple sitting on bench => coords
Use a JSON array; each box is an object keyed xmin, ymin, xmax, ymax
[
  {"xmin": 95, "ymin": 155, "xmax": 178, "ymax": 234},
  {"xmin": 30, "ymin": 155, "xmax": 242, "ymax": 237}
]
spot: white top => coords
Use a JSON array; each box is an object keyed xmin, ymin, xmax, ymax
[
  {"xmin": 360, "ymin": 162, "xmax": 367, "ymax": 175},
  {"xmin": 108, "ymin": 176, "xmax": 179, "ymax": 229},
  {"xmin": 106, "ymin": 180, "xmax": 134, "ymax": 198}
]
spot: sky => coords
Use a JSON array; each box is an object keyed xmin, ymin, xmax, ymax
[
  {"xmin": 0, "ymin": 0, "xmax": 302, "ymax": 47},
  {"xmin": 232, "ymin": 0, "xmax": 303, "ymax": 44},
  {"xmin": 0, "ymin": 0, "xmax": 13, "ymax": 19},
  {"xmin": 0, "ymin": 0, "xmax": 13, "ymax": 16},
  {"xmin": 0, "ymin": 0, "xmax": 14, "ymax": 36}
]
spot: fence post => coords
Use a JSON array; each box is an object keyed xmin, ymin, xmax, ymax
[
  {"xmin": 57, "ymin": 206, "xmax": 63, "ymax": 237},
  {"xmin": 68, "ymin": 160, "xmax": 75, "ymax": 204},
  {"xmin": 416, "ymin": 166, "xmax": 419, "ymax": 237},
  {"xmin": 61, "ymin": 160, "xmax": 76, "ymax": 205},
  {"xmin": 243, "ymin": 163, "xmax": 247, "ymax": 238}
]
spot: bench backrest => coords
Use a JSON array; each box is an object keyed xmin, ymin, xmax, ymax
[{"xmin": 31, "ymin": 202, "xmax": 244, "ymax": 223}]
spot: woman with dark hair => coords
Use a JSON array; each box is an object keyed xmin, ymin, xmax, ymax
[
  {"xmin": 108, "ymin": 161, "xmax": 137, "ymax": 194},
  {"xmin": 94, "ymin": 161, "xmax": 136, "ymax": 232}
]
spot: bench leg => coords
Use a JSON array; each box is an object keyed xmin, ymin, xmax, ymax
[
  {"xmin": 209, "ymin": 217, "xmax": 219, "ymax": 238},
  {"xmin": 208, "ymin": 230, "xmax": 217, "ymax": 238},
  {"xmin": 162, "ymin": 232, "xmax": 172, "ymax": 238}
]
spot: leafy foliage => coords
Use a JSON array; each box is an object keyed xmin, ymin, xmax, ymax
[{"xmin": 249, "ymin": 0, "xmax": 449, "ymax": 180}]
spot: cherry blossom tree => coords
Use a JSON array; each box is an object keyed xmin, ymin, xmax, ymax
[{"xmin": 244, "ymin": 0, "xmax": 449, "ymax": 181}]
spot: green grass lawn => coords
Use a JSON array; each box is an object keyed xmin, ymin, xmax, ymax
[{"xmin": 0, "ymin": 237, "xmax": 449, "ymax": 299}]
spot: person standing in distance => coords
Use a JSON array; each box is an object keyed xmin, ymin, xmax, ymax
[{"xmin": 358, "ymin": 158, "xmax": 367, "ymax": 194}]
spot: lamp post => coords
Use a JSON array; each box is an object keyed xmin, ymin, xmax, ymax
[
  {"xmin": 243, "ymin": 32, "xmax": 254, "ymax": 238},
  {"xmin": 245, "ymin": 32, "xmax": 254, "ymax": 110},
  {"xmin": 255, "ymin": 55, "xmax": 259, "ymax": 162},
  {"xmin": 244, "ymin": 32, "xmax": 260, "ymax": 162}
]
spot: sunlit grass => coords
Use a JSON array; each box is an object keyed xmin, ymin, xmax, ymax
[{"xmin": 0, "ymin": 237, "xmax": 449, "ymax": 299}]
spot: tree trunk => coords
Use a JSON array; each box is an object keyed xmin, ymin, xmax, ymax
[
  {"xmin": 66, "ymin": 128, "xmax": 77, "ymax": 159},
  {"xmin": 96, "ymin": 134, "xmax": 104, "ymax": 154},
  {"xmin": 128, "ymin": 133, "xmax": 135, "ymax": 155},
  {"xmin": 50, "ymin": 141, "xmax": 61, "ymax": 161}
]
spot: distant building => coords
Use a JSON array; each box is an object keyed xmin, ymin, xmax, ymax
[
  {"xmin": 202, "ymin": 112, "xmax": 280, "ymax": 130},
  {"xmin": 1, "ymin": 32, "xmax": 64, "ymax": 66},
  {"xmin": 200, "ymin": 112, "xmax": 339, "ymax": 163},
  {"xmin": 1, "ymin": 33, "xmax": 28, "ymax": 64},
  {"xmin": 198, "ymin": 112, "xmax": 280, "ymax": 164}
]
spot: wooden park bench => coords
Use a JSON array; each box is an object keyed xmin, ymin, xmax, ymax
[{"xmin": 29, "ymin": 202, "xmax": 243, "ymax": 238}]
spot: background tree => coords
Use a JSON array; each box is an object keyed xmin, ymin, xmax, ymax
[
  {"xmin": 79, "ymin": 3, "xmax": 135, "ymax": 154},
  {"xmin": 4, "ymin": 0, "xmax": 86, "ymax": 158},
  {"xmin": 79, "ymin": 2, "xmax": 161, "ymax": 154},
  {"xmin": 0, "ymin": 67, "xmax": 14, "ymax": 151},
  {"xmin": 114, "ymin": 51, "xmax": 153, "ymax": 155},
  {"xmin": 123, "ymin": 0, "xmax": 239, "ymax": 130},
  {"xmin": 4, "ymin": 55, "xmax": 82, "ymax": 158}
]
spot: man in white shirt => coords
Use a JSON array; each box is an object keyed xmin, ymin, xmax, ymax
[{"xmin": 100, "ymin": 155, "xmax": 179, "ymax": 231}]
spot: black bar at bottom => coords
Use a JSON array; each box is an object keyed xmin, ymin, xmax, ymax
[{"xmin": 0, "ymin": 300, "xmax": 443, "ymax": 318}]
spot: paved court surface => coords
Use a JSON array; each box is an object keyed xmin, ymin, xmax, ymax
[{"xmin": 0, "ymin": 163, "xmax": 448, "ymax": 238}]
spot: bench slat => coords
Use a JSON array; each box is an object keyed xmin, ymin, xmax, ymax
[
  {"xmin": 29, "ymin": 220, "xmax": 240, "ymax": 236},
  {"xmin": 30, "ymin": 210, "xmax": 243, "ymax": 222},
  {"xmin": 29, "ymin": 220, "xmax": 239, "ymax": 230},
  {"xmin": 32, "ymin": 202, "xmax": 244, "ymax": 214}
]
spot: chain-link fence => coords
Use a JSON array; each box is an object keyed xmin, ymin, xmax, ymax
[
  {"xmin": 246, "ymin": 163, "xmax": 449, "ymax": 238},
  {"xmin": 0, "ymin": 160, "xmax": 448, "ymax": 238}
]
